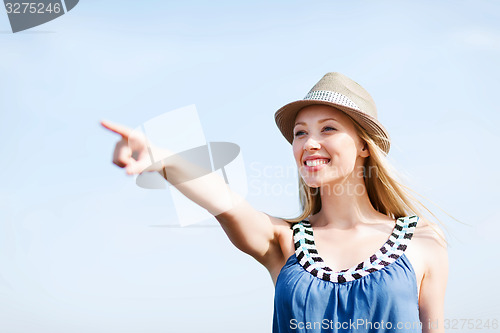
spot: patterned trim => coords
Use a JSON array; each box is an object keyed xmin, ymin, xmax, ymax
[
  {"xmin": 303, "ymin": 90, "xmax": 361, "ymax": 111},
  {"xmin": 292, "ymin": 215, "xmax": 419, "ymax": 283}
]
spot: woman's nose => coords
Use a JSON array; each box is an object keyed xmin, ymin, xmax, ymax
[{"xmin": 304, "ymin": 136, "xmax": 321, "ymax": 150}]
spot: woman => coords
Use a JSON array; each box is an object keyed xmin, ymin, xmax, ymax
[{"xmin": 101, "ymin": 72, "xmax": 448, "ymax": 333}]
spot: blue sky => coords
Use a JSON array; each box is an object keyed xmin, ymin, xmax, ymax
[{"xmin": 1, "ymin": 1, "xmax": 499, "ymax": 332}]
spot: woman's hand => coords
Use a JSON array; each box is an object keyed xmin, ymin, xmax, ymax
[{"xmin": 100, "ymin": 120, "xmax": 156, "ymax": 175}]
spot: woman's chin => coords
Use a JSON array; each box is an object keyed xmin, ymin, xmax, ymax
[
  {"xmin": 303, "ymin": 176, "xmax": 339, "ymax": 189},
  {"xmin": 303, "ymin": 179, "xmax": 324, "ymax": 188}
]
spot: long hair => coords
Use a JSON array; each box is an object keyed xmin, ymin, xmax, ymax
[{"xmin": 281, "ymin": 112, "xmax": 459, "ymax": 245}]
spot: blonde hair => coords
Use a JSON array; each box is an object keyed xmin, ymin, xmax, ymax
[{"xmin": 282, "ymin": 112, "xmax": 464, "ymax": 246}]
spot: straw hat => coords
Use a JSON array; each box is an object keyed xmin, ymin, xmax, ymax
[{"xmin": 274, "ymin": 72, "xmax": 391, "ymax": 155}]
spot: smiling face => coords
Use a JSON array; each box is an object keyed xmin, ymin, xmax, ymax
[{"xmin": 292, "ymin": 104, "xmax": 370, "ymax": 188}]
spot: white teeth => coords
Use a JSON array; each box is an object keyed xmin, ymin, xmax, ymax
[{"xmin": 305, "ymin": 159, "xmax": 329, "ymax": 167}]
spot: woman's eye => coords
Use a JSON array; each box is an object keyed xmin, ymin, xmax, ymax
[
  {"xmin": 294, "ymin": 130, "xmax": 305, "ymax": 137},
  {"xmin": 294, "ymin": 127, "xmax": 335, "ymax": 137}
]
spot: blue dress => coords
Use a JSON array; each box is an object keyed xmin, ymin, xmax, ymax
[{"xmin": 273, "ymin": 215, "xmax": 421, "ymax": 332}]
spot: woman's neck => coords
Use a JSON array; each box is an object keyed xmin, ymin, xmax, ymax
[{"xmin": 311, "ymin": 177, "xmax": 386, "ymax": 230}]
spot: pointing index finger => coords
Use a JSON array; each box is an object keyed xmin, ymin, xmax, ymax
[{"xmin": 100, "ymin": 120, "xmax": 132, "ymax": 138}]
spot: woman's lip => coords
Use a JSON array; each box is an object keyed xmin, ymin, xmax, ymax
[
  {"xmin": 303, "ymin": 156, "xmax": 330, "ymax": 162},
  {"xmin": 303, "ymin": 159, "xmax": 330, "ymax": 171}
]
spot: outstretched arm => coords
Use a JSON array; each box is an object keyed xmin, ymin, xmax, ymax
[{"xmin": 100, "ymin": 120, "xmax": 288, "ymax": 270}]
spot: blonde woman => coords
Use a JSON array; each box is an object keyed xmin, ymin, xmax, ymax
[{"xmin": 101, "ymin": 72, "xmax": 448, "ymax": 333}]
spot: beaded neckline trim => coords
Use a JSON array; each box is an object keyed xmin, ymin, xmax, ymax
[{"xmin": 292, "ymin": 215, "xmax": 419, "ymax": 283}]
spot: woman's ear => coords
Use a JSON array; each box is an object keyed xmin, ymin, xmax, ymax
[{"xmin": 360, "ymin": 142, "xmax": 370, "ymax": 157}]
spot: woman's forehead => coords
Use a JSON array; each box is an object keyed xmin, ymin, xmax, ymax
[{"xmin": 295, "ymin": 105, "xmax": 350, "ymax": 125}]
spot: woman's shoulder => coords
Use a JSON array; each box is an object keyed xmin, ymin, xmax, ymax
[
  {"xmin": 413, "ymin": 216, "xmax": 447, "ymax": 248},
  {"xmin": 262, "ymin": 214, "xmax": 295, "ymax": 247},
  {"xmin": 264, "ymin": 214, "xmax": 295, "ymax": 228},
  {"xmin": 411, "ymin": 216, "xmax": 449, "ymax": 285},
  {"xmin": 411, "ymin": 216, "xmax": 448, "ymax": 276},
  {"xmin": 264, "ymin": 214, "xmax": 306, "ymax": 232}
]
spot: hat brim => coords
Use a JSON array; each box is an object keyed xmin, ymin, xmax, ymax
[{"xmin": 274, "ymin": 99, "xmax": 391, "ymax": 154}]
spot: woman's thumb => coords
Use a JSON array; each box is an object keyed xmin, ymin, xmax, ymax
[{"xmin": 125, "ymin": 159, "xmax": 152, "ymax": 175}]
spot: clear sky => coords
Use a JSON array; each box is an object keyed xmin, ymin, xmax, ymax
[{"xmin": 1, "ymin": 1, "xmax": 499, "ymax": 332}]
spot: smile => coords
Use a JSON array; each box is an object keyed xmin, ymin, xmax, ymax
[{"xmin": 304, "ymin": 158, "xmax": 330, "ymax": 167}]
